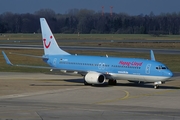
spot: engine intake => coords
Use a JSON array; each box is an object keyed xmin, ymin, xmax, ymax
[{"xmin": 85, "ymin": 72, "xmax": 106, "ymax": 84}]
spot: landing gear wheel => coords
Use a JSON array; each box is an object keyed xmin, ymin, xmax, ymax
[
  {"xmin": 154, "ymin": 85, "xmax": 159, "ymax": 89},
  {"xmin": 108, "ymin": 79, "xmax": 117, "ymax": 85}
]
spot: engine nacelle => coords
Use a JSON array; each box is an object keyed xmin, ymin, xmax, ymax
[{"xmin": 85, "ymin": 72, "xmax": 106, "ymax": 84}]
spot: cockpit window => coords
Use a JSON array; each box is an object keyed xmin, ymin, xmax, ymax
[
  {"xmin": 162, "ymin": 67, "xmax": 166, "ymax": 69},
  {"xmin": 156, "ymin": 65, "xmax": 167, "ymax": 70}
]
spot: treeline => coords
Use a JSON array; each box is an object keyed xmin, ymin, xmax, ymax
[{"xmin": 0, "ymin": 9, "xmax": 180, "ymax": 35}]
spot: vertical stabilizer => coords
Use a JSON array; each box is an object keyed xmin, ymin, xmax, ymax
[{"xmin": 40, "ymin": 18, "xmax": 70, "ymax": 55}]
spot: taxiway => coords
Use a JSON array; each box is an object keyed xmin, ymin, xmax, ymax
[{"xmin": 0, "ymin": 72, "xmax": 180, "ymax": 120}]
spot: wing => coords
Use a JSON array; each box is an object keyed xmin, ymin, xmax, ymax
[
  {"xmin": 9, "ymin": 52, "xmax": 48, "ymax": 59},
  {"xmin": 2, "ymin": 51, "xmax": 52, "ymax": 69}
]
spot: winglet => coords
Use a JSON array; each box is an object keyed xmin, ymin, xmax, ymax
[
  {"xmin": 150, "ymin": 50, "xmax": 156, "ymax": 61},
  {"xmin": 2, "ymin": 51, "xmax": 13, "ymax": 66}
]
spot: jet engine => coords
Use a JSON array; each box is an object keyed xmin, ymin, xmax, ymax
[{"xmin": 85, "ymin": 72, "xmax": 106, "ymax": 84}]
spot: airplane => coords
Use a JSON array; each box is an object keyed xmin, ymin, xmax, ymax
[{"xmin": 2, "ymin": 18, "xmax": 173, "ymax": 89}]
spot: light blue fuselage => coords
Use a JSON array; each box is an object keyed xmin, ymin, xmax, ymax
[{"xmin": 43, "ymin": 55, "xmax": 173, "ymax": 83}]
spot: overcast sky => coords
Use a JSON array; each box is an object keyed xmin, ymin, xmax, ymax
[{"xmin": 0, "ymin": 0, "xmax": 180, "ymax": 15}]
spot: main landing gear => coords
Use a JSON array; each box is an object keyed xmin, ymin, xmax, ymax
[{"xmin": 108, "ymin": 79, "xmax": 117, "ymax": 85}]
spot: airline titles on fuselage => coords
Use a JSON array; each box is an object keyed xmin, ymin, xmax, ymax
[{"xmin": 119, "ymin": 61, "xmax": 143, "ymax": 67}]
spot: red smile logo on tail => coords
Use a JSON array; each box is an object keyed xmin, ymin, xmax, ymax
[{"xmin": 43, "ymin": 36, "xmax": 52, "ymax": 48}]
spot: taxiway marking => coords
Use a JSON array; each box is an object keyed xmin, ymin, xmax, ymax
[{"xmin": 94, "ymin": 88, "xmax": 180, "ymax": 104}]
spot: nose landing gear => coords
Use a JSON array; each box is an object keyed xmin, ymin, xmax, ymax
[
  {"xmin": 154, "ymin": 81, "xmax": 164, "ymax": 89},
  {"xmin": 154, "ymin": 85, "xmax": 159, "ymax": 89}
]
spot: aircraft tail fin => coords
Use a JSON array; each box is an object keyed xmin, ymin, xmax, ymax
[
  {"xmin": 150, "ymin": 50, "xmax": 156, "ymax": 61},
  {"xmin": 40, "ymin": 18, "xmax": 70, "ymax": 55}
]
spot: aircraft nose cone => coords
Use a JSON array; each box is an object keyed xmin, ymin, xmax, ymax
[{"xmin": 168, "ymin": 71, "xmax": 173, "ymax": 77}]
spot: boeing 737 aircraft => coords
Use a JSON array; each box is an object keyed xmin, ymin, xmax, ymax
[{"xmin": 2, "ymin": 18, "xmax": 173, "ymax": 89}]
